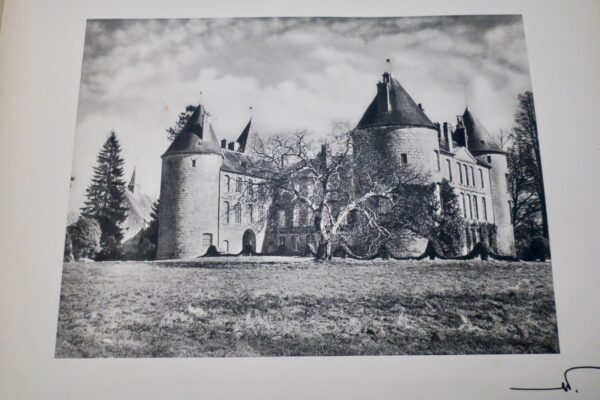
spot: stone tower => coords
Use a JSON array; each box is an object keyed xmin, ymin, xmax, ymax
[
  {"xmin": 156, "ymin": 104, "xmax": 223, "ymax": 259},
  {"xmin": 353, "ymin": 72, "xmax": 439, "ymax": 180},
  {"xmin": 457, "ymin": 107, "xmax": 515, "ymax": 255}
]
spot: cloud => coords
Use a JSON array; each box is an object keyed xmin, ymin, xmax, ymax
[{"xmin": 69, "ymin": 16, "xmax": 532, "ymax": 215}]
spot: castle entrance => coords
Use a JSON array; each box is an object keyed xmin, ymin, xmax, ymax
[{"xmin": 242, "ymin": 229, "xmax": 256, "ymax": 253}]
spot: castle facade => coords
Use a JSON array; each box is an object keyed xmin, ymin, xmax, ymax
[{"xmin": 156, "ymin": 72, "xmax": 515, "ymax": 260}]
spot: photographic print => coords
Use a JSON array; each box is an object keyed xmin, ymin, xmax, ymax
[{"xmin": 56, "ymin": 15, "xmax": 558, "ymax": 358}]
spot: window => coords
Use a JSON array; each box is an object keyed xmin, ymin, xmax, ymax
[
  {"xmin": 290, "ymin": 235, "xmax": 297, "ymax": 251},
  {"xmin": 461, "ymin": 193, "xmax": 467, "ymax": 218},
  {"xmin": 508, "ymin": 201, "xmax": 513, "ymax": 224},
  {"xmin": 465, "ymin": 227, "xmax": 472, "ymax": 249},
  {"xmin": 479, "ymin": 169, "xmax": 484, "ymax": 188},
  {"xmin": 236, "ymin": 177, "xmax": 242, "ymax": 192},
  {"xmin": 247, "ymin": 204, "xmax": 253, "ymax": 223},
  {"xmin": 464, "ymin": 165, "xmax": 470, "ymax": 186},
  {"xmin": 292, "ymin": 206, "xmax": 299, "ymax": 227},
  {"xmin": 192, "ymin": 159, "xmax": 196, "ymax": 167},
  {"xmin": 400, "ymin": 153, "xmax": 408, "ymax": 164},
  {"xmin": 277, "ymin": 210, "xmax": 286, "ymax": 228},
  {"xmin": 306, "ymin": 209, "xmax": 313, "ymax": 227},
  {"xmin": 467, "ymin": 194, "xmax": 473, "ymax": 219},
  {"xmin": 278, "ymin": 236, "xmax": 285, "ymax": 246},
  {"xmin": 224, "ymin": 201, "xmax": 230, "ymax": 224},
  {"xmin": 258, "ymin": 206, "xmax": 265, "ymax": 221},
  {"xmin": 299, "ymin": 208, "xmax": 308, "ymax": 226},
  {"xmin": 470, "ymin": 166, "xmax": 475, "ymax": 187},
  {"xmin": 482, "ymin": 197, "xmax": 488, "ymax": 221},
  {"xmin": 202, "ymin": 233, "xmax": 213, "ymax": 251},
  {"xmin": 348, "ymin": 209, "xmax": 358, "ymax": 225},
  {"xmin": 247, "ymin": 180, "xmax": 253, "ymax": 195},
  {"xmin": 435, "ymin": 151, "xmax": 441, "ymax": 171},
  {"xmin": 487, "ymin": 155, "xmax": 492, "ymax": 163},
  {"xmin": 223, "ymin": 240, "xmax": 229, "ymax": 254},
  {"xmin": 225, "ymin": 175, "xmax": 231, "ymax": 192},
  {"xmin": 234, "ymin": 203, "xmax": 241, "ymax": 224},
  {"xmin": 446, "ymin": 159, "xmax": 452, "ymax": 181},
  {"xmin": 472, "ymin": 227, "xmax": 478, "ymax": 243},
  {"xmin": 458, "ymin": 162, "xmax": 463, "ymax": 184},
  {"xmin": 473, "ymin": 195, "xmax": 479, "ymax": 219}
]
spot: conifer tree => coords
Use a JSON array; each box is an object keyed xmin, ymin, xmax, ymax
[
  {"xmin": 81, "ymin": 131, "xmax": 128, "ymax": 260},
  {"xmin": 433, "ymin": 179, "xmax": 466, "ymax": 256},
  {"xmin": 166, "ymin": 105, "xmax": 195, "ymax": 141},
  {"xmin": 140, "ymin": 200, "xmax": 159, "ymax": 259}
]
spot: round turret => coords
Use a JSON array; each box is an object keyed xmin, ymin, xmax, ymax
[
  {"xmin": 353, "ymin": 72, "xmax": 439, "ymax": 180},
  {"xmin": 461, "ymin": 107, "xmax": 515, "ymax": 255},
  {"xmin": 156, "ymin": 104, "xmax": 224, "ymax": 259}
]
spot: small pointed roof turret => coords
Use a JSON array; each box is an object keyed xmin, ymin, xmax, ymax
[
  {"xmin": 236, "ymin": 119, "xmax": 251, "ymax": 153},
  {"xmin": 128, "ymin": 167, "xmax": 137, "ymax": 193},
  {"xmin": 462, "ymin": 107, "xmax": 503, "ymax": 154},
  {"xmin": 162, "ymin": 104, "xmax": 222, "ymax": 157},
  {"xmin": 357, "ymin": 72, "xmax": 436, "ymax": 130}
]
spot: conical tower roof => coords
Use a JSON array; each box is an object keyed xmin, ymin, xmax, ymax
[
  {"xmin": 163, "ymin": 104, "xmax": 222, "ymax": 157},
  {"xmin": 357, "ymin": 72, "xmax": 436, "ymax": 130},
  {"xmin": 462, "ymin": 107, "xmax": 503, "ymax": 154}
]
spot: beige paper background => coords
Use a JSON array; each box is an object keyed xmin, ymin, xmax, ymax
[{"xmin": 0, "ymin": 0, "xmax": 599, "ymax": 399}]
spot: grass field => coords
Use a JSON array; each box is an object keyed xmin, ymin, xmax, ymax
[{"xmin": 55, "ymin": 257, "xmax": 559, "ymax": 358}]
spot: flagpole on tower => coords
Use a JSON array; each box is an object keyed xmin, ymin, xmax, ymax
[{"xmin": 386, "ymin": 58, "xmax": 391, "ymax": 75}]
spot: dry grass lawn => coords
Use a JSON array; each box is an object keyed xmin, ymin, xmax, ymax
[{"xmin": 55, "ymin": 257, "xmax": 559, "ymax": 357}]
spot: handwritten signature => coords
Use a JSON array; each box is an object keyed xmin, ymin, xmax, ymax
[{"xmin": 510, "ymin": 366, "xmax": 600, "ymax": 393}]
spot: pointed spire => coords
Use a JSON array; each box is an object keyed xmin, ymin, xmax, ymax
[
  {"xmin": 163, "ymin": 103, "xmax": 222, "ymax": 157},
  {"xmin": 128, "ymin": 167, "xmax": 137, "ymax": 193},
  {"xmin": 236, "ymin": 119, "xmax": 252, "ymax": 153},
  {"xmin": 462, "ymin": 107, "xmax": 503, "ymax": 154}
]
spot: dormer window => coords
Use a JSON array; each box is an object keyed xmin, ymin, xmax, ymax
[{"xmin": 192, "ymin": 159, "xmax": 196, "ymax": 167}]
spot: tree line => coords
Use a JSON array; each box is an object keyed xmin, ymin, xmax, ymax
[{"xmin": 64, "ymin": 131, "xmax": 159, "ymax": 262}]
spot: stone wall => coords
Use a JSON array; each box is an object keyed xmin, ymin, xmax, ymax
[
  {"xmin": 218, "ymin": 170, "xmax": 269, "ymax": 254},
  {"xmin": 486, "ymin": 153, "xmax": 516, "ymax": 255},
  {"xmin": 156, "ymin": 153, "xmax": 223, "ymax": 259},
  {"xmin": 354, "ymin": 126, "xmax": 439, "ymax": 181}
]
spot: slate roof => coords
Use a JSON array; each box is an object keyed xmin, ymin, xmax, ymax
[
  {"xmin": 462, "ymin": 107, "xmax": 503, "ymax": 154},
  {"xmin": 221, "ymin": 150, "xmax": 263, "ymax": 177},
  {"xmin": 163, "ymin": 104, "xmax": 222, "ymax": 157},
  {"xmin": 356, "ymin": 73, "xmax": 436, "ymax": 130}
]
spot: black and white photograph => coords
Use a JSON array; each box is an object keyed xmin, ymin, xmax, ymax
[{"xmin": 56, "ymin": 15, "xmax": 558, "ymax": 358}]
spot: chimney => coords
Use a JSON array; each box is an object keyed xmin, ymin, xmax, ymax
[
  {"xmin": 376, "ymin": 74, "xmax": 391, "ymax": 113},
  {"xmin": 220, "ymin": 139, "xmax": 227, "ymax": 149},
  {"xmin": 228, "ymin": 141, "xmax": 235, "ymax": 151},
  {"xmin": 435, "ymin": 122, "xmax": 441, "ymax": 143},
  {"xmin": 319, "ymin": 144, "xmax": 327, "ymax": 168},
  {"xmin": 443, "ymin": 122, "xmax": 453, "ymax": 151},
  {"xmin": 418, "ymin": 103, "xmax": 424, "ymax": 111}
]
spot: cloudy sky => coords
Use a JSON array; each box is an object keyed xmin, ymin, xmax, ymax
[{"xmin": 69, "ymin": 15, "xmax": 531, "ymax": 214}]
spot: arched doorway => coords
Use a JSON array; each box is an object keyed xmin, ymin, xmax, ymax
[{"xmin": 242, "ymin": 229, "xmax": 256, "ymax": 253}]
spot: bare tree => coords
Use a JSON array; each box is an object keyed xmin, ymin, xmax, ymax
[{"xmin": 251, "ymin": 122, "xmax": 431, "ymax": 260}]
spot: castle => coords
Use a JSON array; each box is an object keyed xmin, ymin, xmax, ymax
[{"xmin": 156, "ymin": 72, "xmax": 515, "ymax": 260}]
